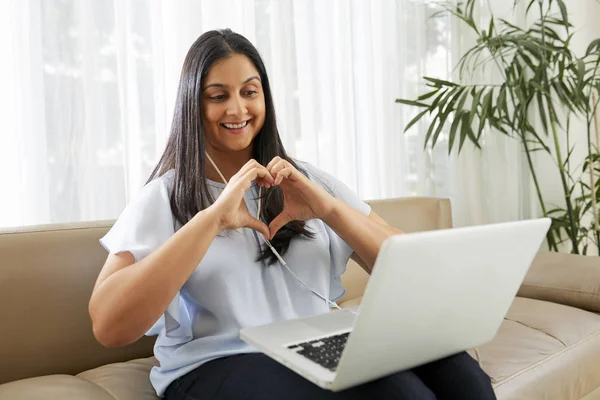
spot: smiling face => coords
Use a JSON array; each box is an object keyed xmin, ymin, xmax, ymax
[{"xmin": 201, "ymin": 53, "xmax": 266, "ymax": 161}]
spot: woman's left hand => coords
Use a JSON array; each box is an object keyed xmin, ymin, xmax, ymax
[{"xmin": 266, "ymin": 157, "xmax": 336, "ymax": 239}]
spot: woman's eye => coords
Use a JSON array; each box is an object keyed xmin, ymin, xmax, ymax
[
  {"xmin": 244, "ymin": 90, "xmax": 258, "ymax": 97},
  {"xmin": 209, "ymin": 94, "xmax": 226, "ymax": 101}
]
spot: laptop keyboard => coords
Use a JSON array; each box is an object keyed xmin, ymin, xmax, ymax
[{"xmin": 287, "ymin": 332, "xmax": 350, "ymax": 372}]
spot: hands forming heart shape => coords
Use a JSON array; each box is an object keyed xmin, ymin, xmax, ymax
[{"xmin": 211, "ymin": 157, "xmax": 336, "ymax": 240}]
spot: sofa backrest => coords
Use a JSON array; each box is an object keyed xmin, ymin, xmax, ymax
[
  {"xmin": 0, "ymin": 221, "xmax": 156, "ymax": 385},
  {"xmin": 0, "ymin": 197, "xmax": 451, "ymax": 385}
]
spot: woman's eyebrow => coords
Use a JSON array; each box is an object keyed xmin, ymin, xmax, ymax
[
  {"xmin": 203, "ymin": 75, "xmax": 261, "ymax": 90},
  {"xmin": 243, "ymin": 75, "xmax": 261, "ymax": 84}
]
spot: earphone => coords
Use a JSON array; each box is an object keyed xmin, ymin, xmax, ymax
[{"xmin": 205, "ymin": 153, "xmax": 357, "ymax": 315}]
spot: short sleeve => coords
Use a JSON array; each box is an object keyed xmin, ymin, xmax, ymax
[
  {"xmin": 100, "ymin": 170, "xmax": 192, "ymax": 344},
  {"xmin": 100, "ymin": 172, "xmax": 176, "ymax": 262},
  {"xmin": 298, "ymin": 162, "xmax": 371, "ymax": 302}
]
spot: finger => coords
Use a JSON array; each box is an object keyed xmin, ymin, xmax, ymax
[
  {"xmin": 255, "ymin": 163, "xmax": 275, "ymax": 184},
  {"xmin": 245, "ymin": 216, "xmax": 270, "ymax": 239},
  {"xmin": 229, "ymin": 168, "xmax": 260, "ymax": 196},
  {"xmin": 269, "ymin": 212, "xmax": 292, "ymax": 240},
  {"xmin": 240, "ymin": 167, "xmax": 261, "ymax": 187},
  {"xmin": 274, "ymin": 166, "xmax": 294, "ymax": 185},
  {"xmin": 236, "ymin": 159, "xmax": 261, "ymax": 177},
  {"xmin": 240, "ymin": 166, "xmax": 274, "ymax": 187},
  {"xmin": 255, "ymin": 177, "xmax": 272, "ymax": 188},
  {"xmin": 269, "ymin": 159, "xmax": 288, "ymax": 175},
  {"xmin": 243, "ymin": 158, "xmax": 260, "ymax": 169},
  {"xmin": 266, "ymin": 156, "xmax": 282, "ymax": 171},
  {"xmin": 270, "ymin": 159, "xmax": 290, "ymax": 185},
  {"xmin": 253, "ymin": 167, "xmax": 275, "ymax": 184},
  {"xmin": 236, "ymin": 160, "xmax": 274, "ymax": 182}
]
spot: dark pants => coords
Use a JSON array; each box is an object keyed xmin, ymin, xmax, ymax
[{"xmin": 165, "ymin": 351, "xmax": 496, "ymax": 400}]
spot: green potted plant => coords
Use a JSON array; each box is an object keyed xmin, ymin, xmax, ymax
[{"xmin": 397, "ymin": 0, "xmax": 600, "ymax": 254}]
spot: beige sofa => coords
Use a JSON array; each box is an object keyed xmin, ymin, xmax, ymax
[{"xmin": 1, "ymin": 197, "xmax": 600, "ymax": 399}]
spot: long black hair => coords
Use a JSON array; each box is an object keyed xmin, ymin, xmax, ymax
[{"xmin": 148, "ymin": 29, "xmax": 313, "ymax": 264}]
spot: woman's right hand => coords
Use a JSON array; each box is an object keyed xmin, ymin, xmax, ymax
[{"xmin": 209, "ymin": 159, "xmax": 274, "ymax": 238}]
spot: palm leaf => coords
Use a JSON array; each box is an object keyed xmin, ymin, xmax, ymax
[
  {"xmin": 395, "ymin": 99, "xmax": 429, "ymax": 108},
  {"xmin": 423, "ymin": 76, "xmax": 459, "ymax": 88},
  {"xmin": 556, "ymin": 0, "xmax": 569, "ymax": 27},
  {"xmin": 404, "ymin": 109, "xmax": 430, "ymax": 133},
  {"xmin": 448, "ymin": 111, "xmax": 464, "ymax": 154},
  {"xmin": 536, "ymin": 91, "xmax": 549, "ymax": 135}
]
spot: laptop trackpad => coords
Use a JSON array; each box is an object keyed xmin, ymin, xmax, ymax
[{"xmin": 298, "ymin": 308, "xmax": 358, "ymax": 334}]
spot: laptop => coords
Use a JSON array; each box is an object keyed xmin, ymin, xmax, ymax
[{"xmin": 240, "ymin": 218, "xmax": 551, "ymax": 392}]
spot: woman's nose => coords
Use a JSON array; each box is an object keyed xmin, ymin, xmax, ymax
[{"xmin": 226, "ymin": 94, "xmax": 248, "ymax": 116}]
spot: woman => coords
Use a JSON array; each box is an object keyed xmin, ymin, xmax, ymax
[{"xmin": 89, "ymin": 29, "xmax": 495, "ymax": 400}]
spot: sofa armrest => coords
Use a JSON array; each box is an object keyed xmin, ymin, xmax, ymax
[{"xmin": 517, "ymin": 252, "xmax": 600, "ymax": 313}]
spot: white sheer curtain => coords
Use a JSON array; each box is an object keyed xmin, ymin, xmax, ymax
[
  {"xmin": 13, "ymin": 0, "xmax": 576, "ymax": 231},
  {"xmin": 1, "ymin": 0, "xmax": 461, "ymax": 228},
  {"xmin": 447, "ymin": 1, "xmax": 534, "ymax": 228}
]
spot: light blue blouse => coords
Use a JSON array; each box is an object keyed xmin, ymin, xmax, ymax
[{"xmin": 100, "ymin": 162, "xmax": 371, "ymax": 397}]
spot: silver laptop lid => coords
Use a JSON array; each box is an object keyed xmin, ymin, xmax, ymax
[{"xmin": 331, "ymin": 218, "xmax": 550, "ymax": 391}]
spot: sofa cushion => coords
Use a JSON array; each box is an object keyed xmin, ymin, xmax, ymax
[
  {"xmin": 77, "ymin": 357, "xmax": 159, "ymax": 400},
  {"xmin": 0, "ymin": 357, "xmax": 160, "ymax": 400},
  {"xmin": 0, "ymin": 375, "xmax": 117, "ymax": 400},
  {"xmin": 471, "ymin": 297, "xmax": 600, "ymax": 400},
  {"xmin": 581, "ymin": 385, "xmax": 600, "ymax": 399}
]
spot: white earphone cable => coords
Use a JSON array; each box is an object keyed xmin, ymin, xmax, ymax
[{"xmin": 206, "ymin": 153, "xmax": 228, "ymax": 186}]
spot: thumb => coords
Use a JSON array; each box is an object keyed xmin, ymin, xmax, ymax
[
  {"xmin": 245, "ymin": 217, "xmax": 270, "ymax": 240},
  {"xmin": 268, "ymin": 213, "xmax": 291, "ymax": 240}
]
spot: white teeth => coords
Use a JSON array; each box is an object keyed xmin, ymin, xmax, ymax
[{"xmin": 223, "ymin": 121, "xmax": 248, "ymax": 129}]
